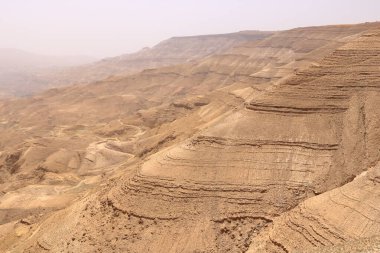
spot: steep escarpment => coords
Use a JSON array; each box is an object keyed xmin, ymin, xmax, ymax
[
  {"xmin": 246, "ymin": 30, "xmax": 380, "ymax": 190},
  {"xmin": 243, "ymin": 29, "xmax": 380, "ymax": 253}
]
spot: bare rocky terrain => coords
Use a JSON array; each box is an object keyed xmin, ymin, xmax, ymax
[{"xmin": 0, "ymin": 22, "xmax": 379, "ymax": 252}]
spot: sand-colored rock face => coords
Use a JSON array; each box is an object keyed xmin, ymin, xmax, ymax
[
  {"xmin": 1, "ymin": 23, "xmax": 380, "ymax": 252},
  {"xmin": 248, "ymin": 163, "xmax": 380, "ymax": 253}
]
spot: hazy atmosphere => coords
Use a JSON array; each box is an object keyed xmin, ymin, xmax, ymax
[{"xmin": 1, "ymin": 0, "xmax": 379, "ymax": 58}]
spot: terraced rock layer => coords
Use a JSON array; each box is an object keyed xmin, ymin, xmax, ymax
[
  {"xmin": 2, "ymin": 23, "xmax": 372, "ymax": 191},
  {"xmin": 248, "ymin": 163, "xmax": 380, "ymax": 253},
  {"xmin": 244, "ymin": 30, "xmax": 380, "ymax": 253}
]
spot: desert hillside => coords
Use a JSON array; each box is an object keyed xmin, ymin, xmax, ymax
[{"xmin": 0, "ymin": 22, "xmax": 379, "ymax": 252}]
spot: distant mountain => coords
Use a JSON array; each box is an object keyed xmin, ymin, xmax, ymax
[
  {"xmin": 0, "ymin": 49, "xmax": 97, "ymax": 96},
  {"xmin": 0, "ymin": 31, "xmax": 273, "ymax": 97},
  {"xmin": 0, "ymin": 48, "xmax": 96, "ymax": 70},
  {"xmin": 97, "ymin": 31, "xmax": 274, "ymax": 71}
]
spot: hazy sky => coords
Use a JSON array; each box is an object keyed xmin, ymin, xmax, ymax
[{"xmin": 0, "ymin": 0, "xmax": 379, "ymax": 58}]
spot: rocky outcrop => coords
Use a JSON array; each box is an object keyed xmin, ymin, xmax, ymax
[{"xmin": 248, "ymin": 163, "xmax": 380, "ymax": 253}]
